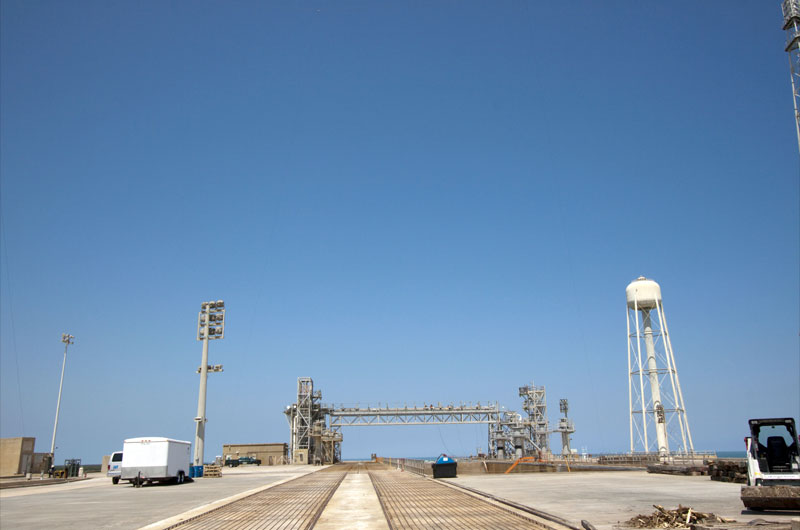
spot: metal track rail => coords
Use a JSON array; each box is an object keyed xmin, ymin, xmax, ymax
[
  {"xmin": 441, "ymin": 480, "xmax": 583, "ymax": 530},
  {"xmin": 167, "ymin": 471, "xmax": 346, "ymax": 530},
  {"xmin": 369, "ymin": 470, "xmax": 566, "ymax": 530}
]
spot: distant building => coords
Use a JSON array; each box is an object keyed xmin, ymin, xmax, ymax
[
  {"xmin": 222, "ymin": 443, "xmax": 287, "ymax": 465},
  {"xmin": 0, "ymin": 437, "xmax": 35, "ymax": 476}
]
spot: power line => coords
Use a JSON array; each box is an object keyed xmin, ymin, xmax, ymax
[{"xmin": 0, "ymin": 207, "xmax": 24, "ymax": 435}]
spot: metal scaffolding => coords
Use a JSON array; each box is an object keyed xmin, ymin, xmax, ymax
[
  {"xmin": 284, "ymin": 377, "xmax": 577, "ymax": 463},
  {"xmin": 519, "ymin": 383, "xmax": 549, "ymax": 452},
  {"xmin": 329, "ymin": 404, "xmax": 501, "ymax": 427},
  {"xmin": 783, "ymin": 0, "xmax": 800, "ymax": 152}
]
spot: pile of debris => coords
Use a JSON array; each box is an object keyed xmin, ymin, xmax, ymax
[
  {"xmin": 707, "ymin": 459, "xmax": 747, "ymax": 484},
  {"xmin": 624, "ymin": 505, "xmax": 735, "ymax": 529}
]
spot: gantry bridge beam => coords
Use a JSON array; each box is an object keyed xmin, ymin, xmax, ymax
[{"xmin": 327, "ymin": 403, "xmax": 501, "ymax": 428}]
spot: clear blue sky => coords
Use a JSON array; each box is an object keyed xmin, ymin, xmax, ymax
[{"xmin": 1, "ymin": 1, "xmax": 798, "ymax": 464}]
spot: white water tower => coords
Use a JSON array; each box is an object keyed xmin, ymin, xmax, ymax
[{"xmin": 626, "ymin": 277, "xmax": 694, "ymax": 456}]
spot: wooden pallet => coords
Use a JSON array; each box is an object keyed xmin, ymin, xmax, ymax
[{"xmin": 203, "ymin": 465, "xmax": 222, "ymax": 478}]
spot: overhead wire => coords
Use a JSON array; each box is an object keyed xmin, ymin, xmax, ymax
[
  {"xmin": 0, "ymin": 206, "xmax": 24, "ymax": 435},
  {"xmin": 516, "ymin": 0, "xmax": 604, "ymax": 452}
]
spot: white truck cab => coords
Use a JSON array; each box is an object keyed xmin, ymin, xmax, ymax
[{"xmin": 107, "ymin": 451, "xmax": 123, "ymax": 484}]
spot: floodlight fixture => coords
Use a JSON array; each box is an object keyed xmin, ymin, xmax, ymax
[{"xmin": 193, "ymin": 299, "xmax": 226, "ymax": 467}]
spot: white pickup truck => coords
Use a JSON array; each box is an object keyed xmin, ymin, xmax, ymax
[{"xmin": 120, "ymin": 437, "xmax": 191, "ymax": 487}]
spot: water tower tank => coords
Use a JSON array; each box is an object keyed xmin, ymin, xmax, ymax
[{"xmin": 626, "ymin": 276, "xmax": 662, "ymax": 310}]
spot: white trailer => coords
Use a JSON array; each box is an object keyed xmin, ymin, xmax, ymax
[{"xmin": 121, "ymin": 437, "xmax": 191, "ymax": 487}]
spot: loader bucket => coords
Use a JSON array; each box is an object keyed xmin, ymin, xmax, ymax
[{"xmin": 741, "ymin": 485, "xmax": 800, "ymax": 510}]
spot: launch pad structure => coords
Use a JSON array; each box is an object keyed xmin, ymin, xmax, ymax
[{"xmin": 284, "ymin": 377, "xmax": 575, "ymax": 465}]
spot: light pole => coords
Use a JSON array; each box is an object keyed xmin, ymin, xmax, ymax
[
  {"xmin": 194, "ymin": 300, "xmax": 225, "ymax": 467},
  {"xmin": 50, "ymin": 333, "xmax": 74, "ymax": 467}
]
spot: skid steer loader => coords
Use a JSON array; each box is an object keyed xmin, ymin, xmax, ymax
[{"xmin": 740, "ymin": 418, "xmax": 800, "ymax": 511}]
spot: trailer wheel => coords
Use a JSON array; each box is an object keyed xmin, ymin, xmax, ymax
[{"xmin": 112, "ymin": 476, "xmax": 120, "ymax": 485}]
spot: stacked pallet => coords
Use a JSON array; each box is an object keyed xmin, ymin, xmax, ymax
[
  {"xmin": 707, "ymin": 459, "xmax": 746, "ymax": 484},
  {"xmin": 646, "ymin": 464, "xmax": 708, "ymax": 476},
  {"xmin": 203, "ymin": 464, "xmax": 222, "ymax": 478}
]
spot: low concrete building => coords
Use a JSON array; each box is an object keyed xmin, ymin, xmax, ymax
[
  {"xmin": 30, "ymin": 453, "xmax": 49, "ymax": 474},
  {"xmin": 0, "ymin": 437, "xmax": 36, "ymax": 476},
  {"xmin": 222, "ymin": 443, "xmax": 287, "ymax": 465}
]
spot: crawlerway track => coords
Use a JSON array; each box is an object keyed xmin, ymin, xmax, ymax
[
  {"xmin": 369, "ymin": 470, "xmax": 558, "ymax": 529},
  {"xmin": 167, "ymin": 463, "xmax": 572, "ymax": 530},
  {"xmin": 167, "ymin": 470, "xmax": 346, "ymax": 530}
]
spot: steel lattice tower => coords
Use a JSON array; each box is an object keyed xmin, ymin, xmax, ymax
[
  {"xmin": 293, "ymin": 378, "xmax": 313, "ymax": 462},
  {"xmin": 626, "ymin": 277, "xmax": 694, "ymax": 457},
  {"xmin": 519, "ymin": 383, "xmax": 549, "ymax": 452},
  {"xmin": 783, "ymin": 0, "xmax": 800, "ymax": 152}
]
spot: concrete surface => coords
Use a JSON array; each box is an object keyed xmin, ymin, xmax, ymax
[
  {"xmin": 0, "ymin": 465, "xmax": 319, "ymax": 529},
  {"xmin": 314, "ymin": 472, "xmax": 389, "ymax": 530},
  {"xmin": 447, "ymin": 470, "xmax": 800, "ymax": 530}
]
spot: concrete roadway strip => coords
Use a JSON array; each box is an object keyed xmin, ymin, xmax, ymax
[
  {"xmin": 314, "ymin": 472, "xmax": 390, "ymax": 530},
  {"xmin": 434, "ymin": 475, "xmax": 579, "ymax": 530},
  {"xmin": 139, "ymin": 469, "xmax": 325, "ymax": 530},
  {"xmin": 0, "ymin": 475, "xmax": 109, "ymax": 499}
]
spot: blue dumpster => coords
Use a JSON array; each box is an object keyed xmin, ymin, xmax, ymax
[
  {"xmin": 189, "ymin": 465, "xmax": 204, "ymax": 478},
  {"xmin": 431, "ymin": 454, "xmax": 457, "ymax": 478}
]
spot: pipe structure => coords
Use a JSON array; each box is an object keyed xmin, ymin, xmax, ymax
[
  {"xmin": 193, "ymin": 332, "xmax": 209, "ymax": 466},
  {"xmin": 642, "ymin": 309, "xmax": 669, "ymax": 455}
]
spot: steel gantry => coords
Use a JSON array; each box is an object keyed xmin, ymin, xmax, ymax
[
  {"xmin": 283, "ymin": 377, "xmax": 576, "ymax": 464},
  {"xmin": 329, "ymin": 403, "xmax": 501, "ymax": 427}
]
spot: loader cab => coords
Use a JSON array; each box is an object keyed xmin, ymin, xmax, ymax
[{"xmin": 748, "ymin": 418, "xmax": 799, "ymax": 474}]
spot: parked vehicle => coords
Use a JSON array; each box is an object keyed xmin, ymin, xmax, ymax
[
  {"xmin": 120, "ymin": 437, "xmax": 191, "ymax": 487},
  {"xmin": 741, "ymin": 418, "xmax": 800, "ymax": 510},
  {"xmin": 238, "ymin": 456, "xmax": 261, "ymax": 465},
  {"xmin": 107, "ymin": 451, "xmax": 123, "ymax": 484}
]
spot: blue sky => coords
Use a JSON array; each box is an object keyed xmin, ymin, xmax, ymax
[{"xmin": 1, "ymin": 1, "xmax": 798, "ymax": 463}]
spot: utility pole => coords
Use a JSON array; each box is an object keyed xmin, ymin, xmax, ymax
[
  {"xmin": 50, "ymin": 333, "xmax": 74, "ymax": 467},
  {"xmin": 193, "ymin": 301, "xmax": 225, "ymax": 467},
  {"xmin": 782, "ymin": 0, "xmax": 800, "ymax": 153}
]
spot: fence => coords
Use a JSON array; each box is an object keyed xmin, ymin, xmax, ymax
[{"xmin": 382, "ymin": 457, "xmax": 430, "ymax": 477}]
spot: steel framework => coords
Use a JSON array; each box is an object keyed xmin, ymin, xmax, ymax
[
  {"xmin": 627, "ymin": 297, "xmax": 694, "ymax": 456},
  {"xmin": 329, "ymin": 404, "xmax": 501, "ymax": 427},
  {"xmin": 284, "ymin": 378, "xmax": 577, "ymax": 462},
  {"xmin": 558, "ymin": 399, "xmax": 575, "ymax": 455},
  {"xmin": 519, "ymin": 383, "xmax": 549, "ymax": 452},
  {"xmin": 783, "ymin": 0, "xmax": 800, "ymax": 152},
  {"xmin": 293, "ymin": 378, "xmax": 314, "ymax": 461}
]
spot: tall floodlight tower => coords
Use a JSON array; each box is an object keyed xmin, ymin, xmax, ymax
[
  {"xmin": 50, "ymin": 333, "xmax": 74, "ymax": 468},
  {"xmin": 782, "ymin": 0, "xmax": 800, "ymax": 152},
  {"xmin": 626, "ymin": 277, "xmax": 694, "ymax": 457},
  {"xmin": 193, "ymin": 300, "xmax": 225, "ymax": 466}
]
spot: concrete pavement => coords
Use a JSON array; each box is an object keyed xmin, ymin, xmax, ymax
[
  {"xmin": 447, "ymin": 470, "xmax": 799, "ymax": 530},
  {"xmin": 0, "ymin": 465, "xmax": 320, "ymax": 530},
  {"xmin": 314, "ymin": 472, "xmax": 389, "ymax": 530}
]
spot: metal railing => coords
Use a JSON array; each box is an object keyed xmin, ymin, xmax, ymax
[{"xmin": 382, "ymin": 457, "xmax": 430, "ymax": 476}]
